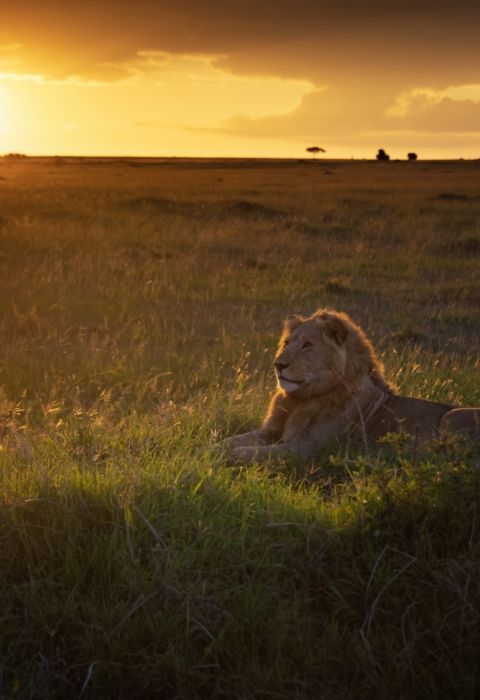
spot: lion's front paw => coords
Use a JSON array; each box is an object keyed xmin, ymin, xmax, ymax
[
  {"xmin": 209, "ymin": 439, "xmax": 252, "ymax": 462},
  {"xmin": 230, "ymin": 445, "xmax": 270, "ymax": 462}
]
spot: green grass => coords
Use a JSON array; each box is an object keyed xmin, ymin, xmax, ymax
[{"xmin": 0, "ymin": 157, "xmax": 479, "ymax": 698}]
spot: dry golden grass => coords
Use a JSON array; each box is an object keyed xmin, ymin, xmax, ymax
[{"xmin": 1, "ymin": 157, "xmax": 478, "ymax": 416}]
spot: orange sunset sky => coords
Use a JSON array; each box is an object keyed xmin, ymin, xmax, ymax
[{"xmin": 1, "ymin": 0, "xmax": 479, "ymax": 159}]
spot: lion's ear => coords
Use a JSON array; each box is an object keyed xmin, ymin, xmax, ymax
[
  {"xmin": 283, "ymin": 314, "xmax": 303, "ymax": 333},
  {"xmin": 322, "ymin": 316, "xmax": 348, "ymax": 345}
]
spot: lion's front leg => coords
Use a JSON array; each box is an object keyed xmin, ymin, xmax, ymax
[{"xmin": 220, "ymin": 427, "xmax": 278, "ymax": 451}]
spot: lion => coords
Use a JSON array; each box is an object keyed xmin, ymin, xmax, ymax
[{"xmin": 224, "ymin": 308, "xmax": 480, "ymax": 462}]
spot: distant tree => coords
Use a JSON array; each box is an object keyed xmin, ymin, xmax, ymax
[
  {"xmin": 306, "ymin": 146, "xmax": 326, "ymax": 159},
  {"xmin": 407, "ymin": 152, "xmax": 418, "ymax": 161},
  {"xmin": 376, "ymin": 149, "xmax": 390, "ymax": 161}
]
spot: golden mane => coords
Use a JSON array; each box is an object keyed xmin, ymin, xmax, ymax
[{"xmin": 311, "ymin": 308, "xmax": 395, "ymax": 393}]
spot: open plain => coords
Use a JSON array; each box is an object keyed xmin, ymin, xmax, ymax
[{"xmin": 0, "ymin": 157, "xmax": 479, "ymax": 698}]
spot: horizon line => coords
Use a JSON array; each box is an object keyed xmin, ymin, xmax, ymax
[{"xmin": 2, "ymin": 154, "xmax": 479, "ymax": 162}]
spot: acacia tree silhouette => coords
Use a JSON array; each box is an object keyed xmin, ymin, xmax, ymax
[{"xmin": 306, "ymin": 146, "xmax": 326, "ymax": 159}]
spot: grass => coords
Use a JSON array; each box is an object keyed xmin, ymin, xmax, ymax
[{"xmin": 0, "ymin": 156, "xmax": 479, "ymax": 698}]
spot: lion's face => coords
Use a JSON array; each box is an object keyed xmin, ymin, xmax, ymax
[{"xmin": 274, "ymin": 314, "xmax": 348, "ymax": 397}]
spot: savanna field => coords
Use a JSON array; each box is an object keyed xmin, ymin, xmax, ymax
[{"xmin": 0, "ymin": 156, "xmax": 479, "ymax": 699}]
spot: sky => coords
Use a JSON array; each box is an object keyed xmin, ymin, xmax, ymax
[{"xmin": 0, "ymin": 0, "xmax": 479, "ymax": 158}]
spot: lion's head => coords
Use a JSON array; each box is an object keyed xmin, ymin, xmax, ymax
[{"xmin": 274, "ymin": 309, "xmax": 393, "ymax": 398}]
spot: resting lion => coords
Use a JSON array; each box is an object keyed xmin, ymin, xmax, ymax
[{"xmin": 224, "ymin": 308, "xmax": 480, "ymax": 461}]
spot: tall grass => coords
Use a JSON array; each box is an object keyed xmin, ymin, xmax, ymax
[{"xmin": 0, "ymin": 157, "xmax": 479, "ymax": 698}]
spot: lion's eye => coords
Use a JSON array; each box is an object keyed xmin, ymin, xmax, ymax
[{"xmin": 302, "ymin": 341, "xmax": 313, "ymax": 350}]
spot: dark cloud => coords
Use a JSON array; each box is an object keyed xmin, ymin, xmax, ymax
[{"xmin": 1, "ymin": 0, "xmax": 479, "ymax": 88}]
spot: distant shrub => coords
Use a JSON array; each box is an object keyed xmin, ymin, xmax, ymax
[
  {"xmin": 376, "ymin": 149, "xmax": 390, "ymax": 161},
  {"xmin": 407, "ymin": 152, "xmax": 418, "ymax": 161}
]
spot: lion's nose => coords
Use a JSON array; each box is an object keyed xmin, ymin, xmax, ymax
[{"xmin": 275, "ymin": 361, "xmax": 289, "ymax": 372}]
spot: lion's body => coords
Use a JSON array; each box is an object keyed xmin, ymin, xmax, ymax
[
  {"xmin": 226, "ymin": 309, "xmax": 480, "ymax": 461},
  {"xmin": 365, "ymin": 394, "xmax": 453, "ymax": 442}
]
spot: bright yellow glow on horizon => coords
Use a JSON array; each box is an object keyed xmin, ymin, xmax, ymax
[{"xmin": 0, "ymin": 53, "xmax": 316, "ymax": 157}]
